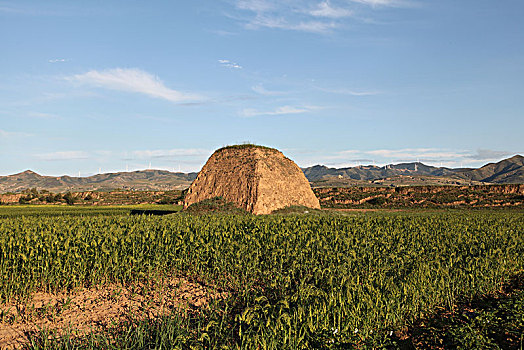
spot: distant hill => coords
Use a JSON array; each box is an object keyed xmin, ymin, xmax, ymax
[
  {"xmin": 0, "ymin": 170, "xmax": 197, "ymax": 193},
  {"xmin": 1, "ymin": 155, "xmax": 522, "ymax": 193},
  {"xmin": 452, "ymin": 155, "xmax": 524, "ymax": 184},
  {"xmin": 302, "ymin": 162, "xmax": 458, "ymax": 182},
  {"xmin": 302, "ymin": 155, "xmax": 524, "ymax": 186}
]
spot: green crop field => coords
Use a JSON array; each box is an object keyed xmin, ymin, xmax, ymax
[{"xmin": 0, "ymin": 208, "xmax": 523, "ymax": 348}]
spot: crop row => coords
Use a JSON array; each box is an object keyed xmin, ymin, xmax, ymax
[{"xmin": 0, "ymin": 211, "xmax": 522, "ymax": 348}]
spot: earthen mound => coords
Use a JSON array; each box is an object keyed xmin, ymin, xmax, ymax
[{"xmin": 184, "ymin": 145, "xmax": 320, "ymax": 215}]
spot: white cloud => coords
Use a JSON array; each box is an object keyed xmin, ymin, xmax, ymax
[
  {"xmin": 0, "ymin": 129, "xmax": 32, "ymax": 138},
  {"xmin": 36, "ymin": 151, "xmax": 90, "ymax": 161},
  {"xmin": 248, "ymin": 15, "xmax": 337, "ymax": 33},
  {"xmin": 231, "ymin": 0, "xmax": 415, "ymax": 33},
  {"xmin": 251, "ymin": 84, "xmax": 286, "ymax": 96},
  {"xmin": 293, "ymin": 147, "xmax": 476, "ymax": 169},
  {"xmin": 131, "ymin": 148, "xmax": 210, "ymax": 159},
  {"xmin": 26, "ymin": 112, "xmax": 60, "ymax": 119},
  {"xmin": 233, "ymin": 0, "xmax": 339, "ymax": 33},
  {"xmin": 349, "ymin": 0, "xmax": 407, "ymax": 6},
  {"xmin": 365, "ymin": 148, "xmax": 467, "ymax": 160},
  {"xmin": 0, "ymin": 5, "xmax": 37, "ymax": 15},
  {"xmin": 212, "ymin": 29, "xmax": 239, "ymax": 36},
  {"xmin": 467, "ymin": 149, "xmax": 512, "ymax": 161},
  {"xmin": 48, "ymin": 58, "xmax": 68, "ymax": 63},
  {"xmin": 309, "ymin": 1, "xmax": 353, "ymax": 18},
  {"xmin": 316, "ymin": 86, "xmax": 380, "ymax": 96},
  {"xmin": 240, "ymin": 105, "xmax": 319, "ymax": 117},
  {"xmin": 32, "ymin": 148, "xmax": 211, "ymax": 167},
  {"xmin": 66, "ymin": 68, "xmax": 201, "ymax": 103},
  {"xmin": 219, "ymin": 59, "xmax": 243, "ymax": 69},
  {"xmin": 1, "ymin": 129, "xmax": 14, "ymax": 138},
  {"xmin": 0, "ymin": 4, "xmax": 65, "ymax": 16},
  {"xmin": 236, "ymin": 0, "xmax": 275, "ymax": 12},
  {"xmin": 285, "ymin": 146, "xmax": 519, "ymax": 170},
  {"xmin": 339, "ymin": 150, "xmax": 360, "ymax": 156}
]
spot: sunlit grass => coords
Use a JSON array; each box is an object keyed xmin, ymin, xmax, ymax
[{"xmin": 0, "ymin": 209, "xmax": 522, "ymax": 348}]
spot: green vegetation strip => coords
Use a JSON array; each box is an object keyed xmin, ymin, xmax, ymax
[
  {"xmin": 0, "ymin": 204, "xmax": 182, "ymax": 218},
  {"xmin": 0, "ymin": 211, "xmax": 522, "ymax": 348}
]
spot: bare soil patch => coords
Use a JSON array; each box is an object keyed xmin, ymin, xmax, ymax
[{"xmin": 0, "ymin": 277, "xmax": 226, "ymax": 349}]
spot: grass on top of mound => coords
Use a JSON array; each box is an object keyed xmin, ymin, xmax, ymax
[
  {"xmin": 183, "ymin": 197, "xmax": 251, "ymax": 215},
  {"xmin": 215, "ymin": 143, "xmax": 278, "ymax": 153}
]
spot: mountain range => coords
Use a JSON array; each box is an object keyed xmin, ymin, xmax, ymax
[
  {"xmin": 0, "ymin": 169, "xmax": 198, "ymax": 193},
  {"xmin": 304, "ymin": 155, "xmax": 524, "ymax": 186},
  {"xmin": 1, "ymin": 155, "xmax": 522, "ymax": 193}
]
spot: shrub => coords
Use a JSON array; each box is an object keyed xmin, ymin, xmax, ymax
[{"xmin": 63, "ymin": 192, "xmax": 76, "ymax": 205}]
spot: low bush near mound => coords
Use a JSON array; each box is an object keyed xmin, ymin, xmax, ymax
[{"xmin": 183, "ymin": 196, "xmax": 251, "ymax": 215}]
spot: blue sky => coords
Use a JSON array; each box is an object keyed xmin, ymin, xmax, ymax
[{"xmin": 1, "ymin": 0, "xmax": 523, "ymax": 176}]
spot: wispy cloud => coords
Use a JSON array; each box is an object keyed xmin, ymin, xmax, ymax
[
  {"xmin": 26, "ymin": 112, "xmax": 60, "ymax": 119},
  {"xmin": 36, "ymin": 151, "xmax": 90, "ymax": 161},
  {"xmin": 309, "ymin": 1, "xmax": 353, "ymax": 18},
  {"xmin": 232, "ymin": 0, "xmax": 340, "ymax": 33},
  {"xmin": 316, "ymin": 86, "xmax": 380, "ymax": 96},
  {"xmin": 251, "ymin": 84, "xmax": 286, "ymax": 96},
  {"xmin": 212, "ymin": 29, "xmax": 239, "ymax": 36},
  {"xmin": 467, "ymin": 149, "xmax": 512, "ymax": 161},
  {"xmin": 247, "ymin": 15, "xmax": 337, "ymax": 33},
  {"xmin": 0, "ymin": 5, "xmax": 43, "ymax": 15},
  {"xmin": 240, "ymin": 105, "xmax": 319, "ymax": 117},
  {"xmin": 131, "ymin": 148, "xmax": 210, "ymax": 159},
  {"xmin": 302, "ymin": 147, "xmax": 519, "ymax": 169},
  {"xmin": 349, "ymin": 0, "xmax": 410, "ymax": 7},
  {"xmin": 0, "ymin": 3, "xmax": 72, "ymax": 16},
  {"xmin": 33, "ymin": 148, "xmax": 211, "ymax": 166},
  {"xmin": 66, "ymin": 68, "xmax": 202, "ymax": 103},
  {"xmin": 48, "ymin": 58, "xmax": 68, "ymax": 63},
  {"xmin": 236, "ymin": 0, "xmax": 276, "ymax": 12},
  {"xmin": 365, "ymin": 148, "xmax": 468, "ymax": 161},
  {"xmin": 0, "ymin": 129, "xmax": 32, "ymax": 138},
  {"xmin": 230, "ymin": 0, "xmax": 415, "ymax": 33},
  {"xmin": 219, "ymin": 59, "xmax": 243, "ymax": 69},
  {"xmin": 0, "ymin": 5, "xmax": 22, "ymax": 14}
]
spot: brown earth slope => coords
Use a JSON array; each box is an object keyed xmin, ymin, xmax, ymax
[{"xmin": 184, "ymin": 145, "xmax": 320, "ymax": 214}]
